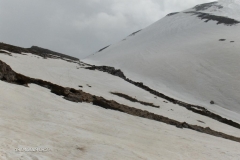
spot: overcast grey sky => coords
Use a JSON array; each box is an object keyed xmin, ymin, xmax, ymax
[{"xmin": 0, "ymin": 0, "xmax": 213, "ymax": 58}]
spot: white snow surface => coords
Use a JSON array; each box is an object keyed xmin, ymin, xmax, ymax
[
  {"xmin": 84, "ymin": 0, "xmax": 240, "ymax": 117},
  {"xmin": 1, "ymin": 52, "xmax": 240, "ymax": 159}
]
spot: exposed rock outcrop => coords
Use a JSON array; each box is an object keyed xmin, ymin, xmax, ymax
[
  {"xmin": 0, "ymin": 50, "xmax": 12, "ymax": 56},
  {"xmin": 0, "ymin": 43, "xmax": 79, "ymax": 62},
  {"xmin": 98, "ymin": 45, "xmax": 110, "ymax": 52},
  {"xmin": 111, "ymin": 92, "xmax": 159, "ymax": 108},
  {"xmin": 128, "ymin": 30, "xmax": 142, "ymax": 37},
  {"xmin": 0, "ymin": 60, "xmax": 17, "ymax": 82},
  {"xmin": 0, "ymin": 43, "xmax": 31, "ymax": 54},
  {"xmin": 185, "ymin": 11, "xmax": 239, "ymax": 26},
  {"xmin": 86, "ymin": 65, "xmax": 126, "ymax": 78},
  {"xmin": 167, "ymin": 12, "xmax": 179, "ymax": 16}
]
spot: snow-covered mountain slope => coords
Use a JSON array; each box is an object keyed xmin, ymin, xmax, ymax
[
  {"xmin": 1, "ymin": 83, "xmax": 240, "ymax": 160},
  {"xmin": 84, "ymin": 0, "xmax": 240, "ymax": 118},
  {"xmin": 1, "ymin": 48, "xmax": 240, "ymax": 159}
]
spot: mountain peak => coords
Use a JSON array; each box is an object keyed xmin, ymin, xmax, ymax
[
  {"xmin": 85, "ymin": 0, "xmax": 240, "ymax": 116},
  {"xmin": 186, "ymin": 0, "xmax": 240, "ymax": 20}
]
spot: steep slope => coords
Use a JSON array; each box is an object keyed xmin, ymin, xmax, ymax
[
  {"xmin": 84, "ymin": 0, "xmax": 240, "ymax": 117},
  {"xmin": 2, "ymin": 82, "xmax": 240, "ymax": 160},
  {"xmin": 1, "ymin": 46, "xmax": 240, "ymax": 159}
]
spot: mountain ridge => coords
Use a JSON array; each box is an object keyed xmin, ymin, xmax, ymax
[{"xmin": 0, "ymin": 42, "xmax": 79, "ymax": 61}]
